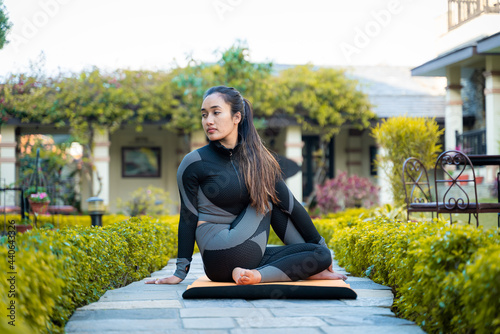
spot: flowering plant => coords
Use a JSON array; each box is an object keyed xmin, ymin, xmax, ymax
[
  {"xmin": 116, "ymin": 185, "xmax": 172, "ymax": 216},
  {"xmin": 315, "ymin": 171, "xmax": 379, "ymax": 214},
  {"xmin": 25, "ymin": 186, "xmax": 51, "ymax": 203},
  {"xmin": 29, "ymin": 192, "xmax": 50, "ymax": 203}
]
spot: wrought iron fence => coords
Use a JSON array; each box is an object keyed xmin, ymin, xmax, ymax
[
  {"xmin": 456, "ymin": 129, "xmax": 487, "ymax": 155},
  {"xmin": 448, "ymin": 0, "xmax": 500, "ymax": 30}
]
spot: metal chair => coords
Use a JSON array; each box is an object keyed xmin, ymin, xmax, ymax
[
  {"xmin": 434, "ymin": 150, "xmax": 500, "ymax": 227},
  {"xmin": 402, "ymin": 157, "xmax": 435, "ymax": 222}
]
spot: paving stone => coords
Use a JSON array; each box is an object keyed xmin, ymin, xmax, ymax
[
  {"xmin": 180, "ymin": 308, "xmax": 272, "ymax": 318},
  {"xmin": 353, "ymin": 289, "xmax": 394, "ymax": 298},
  {"xmin": 65, "ymin": 319, "xmax": 180, "ymax": 332},
  {"xmin": 344, "ymin": 277, "xmax": 376, "ymax": 282},
  {"xmin": 182, "ymin": 299, "xmax": 254, "ymax": 308},
  {"xmin": 79, "ymin": 300, "xmax": 181, "ymax": 310},
  {"xmin": 236, "ymin": 316, "xmax": 326, "ymax": 328},
  {"xmin": 322, "ymin": 313, "xmax": 416, "ymax": 326},
  {"xmin": 270, "ymin": 306, "xmax": 394, "ymax": 317},
  {"xmin": 182, "ymin": 317, "xmax": 236, "ymax": 329},
  {"xmin": 321, "ymin": 325, "xmax": 426, "ymax": 334},
  {"xmin": 249, "ymin": 299, "xmax": 345, "ymax": 308},
  {"xmin": 347, "ymin": 281, "xmax": 392, "ymax": 290},
  {"xmin": 66, "ymin": 331, "xmax": 230, "ymax": 334},
  {"xmin": 183, "ymin": 331, "xmax": 231, "ymax": 334},
  {"xmin": 99, "ymin": 290, "xmax": 179, "ymax": 301},
  {"xmin": 123, "ymin": 282, "xmax": 188, "ymax": 293},
  {"xmin": 186, "ymin": 331, "xmax": 230, "ymax": 334},
  {"xmin": 341, "ymin": 297, "xmax": 394, "ymax": 307},
  {"xmin": 69, "ymin": 308, "xmax": 178, "ymax": 321},
  {"xmin": 231, "ymin": 328, "xmax": 323, "ymax": 334}
]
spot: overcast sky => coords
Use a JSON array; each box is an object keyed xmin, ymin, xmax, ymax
[{"xmin": 0, "ymin": 0, "xmax": 448, "ymax": 77}]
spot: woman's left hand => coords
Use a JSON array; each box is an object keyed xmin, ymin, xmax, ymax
[{"xmin": 144, "ymin": 275, "xmax": 183, "ymax": 284}]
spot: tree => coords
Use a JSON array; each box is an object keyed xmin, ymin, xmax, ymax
[
  {"xmin": 1, "ymin": 44, "xmax": 376, "ymax": 201},
  {"xmin": 170, "ymin": 42, "xmax": 273, "ymax": 134},
  {"xmin": 0, "ymin": 0, "xmax": 11, "ymax": 50},
  {"xmin": 0, "ymin": 67, "xmax": 179, "ymax": 196},
  {"xmin": 372, "ymin": 115, "xmax": 443, "ymax": 207}
]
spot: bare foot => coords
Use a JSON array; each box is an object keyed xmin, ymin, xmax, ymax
[
  {"xmin": 232, "ymin": 267, "xmax": 262, "ymax": 285},
  {"xmin": 307, "ymin": 269, "xmax": 348, "ymax": 281},
  {"xmin": 145, "ymin": 275, "xmax": 182, "ymax": 284}
]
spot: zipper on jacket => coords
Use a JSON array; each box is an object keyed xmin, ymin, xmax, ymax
[{"xmin": 229, "ymin": 151, "xmax": 243, "ymax": 200}]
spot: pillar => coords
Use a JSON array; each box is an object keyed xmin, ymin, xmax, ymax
[
  {"xmin": 93, "ymin": 130, "xmax": 110, "ymax": 207},
  {"xmin": 484, "ymin": 56, "xmax": 500, "ymax": 155},
  {"xmin": 0, "ymin": 125, "xmax": 17, "ymax": 206},
  {"xmin": 346, "ymin": 129, "xmax": 363, "ymax": 176},
  {"xmin": 284, "ymin": 126, "xmax": 303, "ymax": 203},
  {"xmin": 445, "ymin": 67, "xmax": 463, "ymax": 151},
  {"xmin": 377, "ymin": 147, "xmax": 393, "ymax": 205}
]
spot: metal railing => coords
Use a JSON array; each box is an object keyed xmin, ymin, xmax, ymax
[
  {"xmin": 448, "ymin": 0, "xmax": 500, "ymax": 30},
  {"xmin": 456, "ymin": 129, "xmax": 486, "ymax": 155}
]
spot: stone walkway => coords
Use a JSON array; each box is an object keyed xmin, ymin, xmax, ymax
[{"xmin": 65, "ymin": 253, "xmax": 424, "ymax": 333}]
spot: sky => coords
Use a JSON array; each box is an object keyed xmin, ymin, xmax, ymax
[{"xmin": 0, "ymin": 0, "xmax": 448, "ymax": 77}]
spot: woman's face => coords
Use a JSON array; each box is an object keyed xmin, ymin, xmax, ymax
[{"xmin": 201, "ymin": 93, "xmax": 241, "ymax": 148}]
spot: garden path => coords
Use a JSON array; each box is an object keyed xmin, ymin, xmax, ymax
[{"xmin": 65, "ymin": 252, "xmax": 424, "ymax": 333}]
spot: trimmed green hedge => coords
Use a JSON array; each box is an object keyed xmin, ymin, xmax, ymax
[
  {"xmin": 1, "ymin": 214, "xmax": 135, "ymax": 229},
  {"xmin": 318, "ymin": 211, "xmax": 500, "ymax": 333},
  {"xmin": 2, "ymin": 208, "xmax": 499, "ymax": 333},
  {"xmin": 0, "ymin": 216, "xmax": 178, "ymax": 333}
]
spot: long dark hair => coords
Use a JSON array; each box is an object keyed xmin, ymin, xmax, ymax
[{"xmin": 203, "ymin": 86, "xmax": 282, "ymax": 213}]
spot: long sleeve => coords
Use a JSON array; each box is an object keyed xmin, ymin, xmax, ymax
[{"xmin": 174, "ymin": 151, "xmax": 203, "ymax": 279}]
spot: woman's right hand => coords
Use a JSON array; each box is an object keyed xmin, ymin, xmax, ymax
[{"xmin": 145, "ymin": 275, "xmax": 183, "ymax": 284}]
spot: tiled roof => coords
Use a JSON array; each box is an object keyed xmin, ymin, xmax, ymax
[{"xmin": 344, "ymin": 66, "xmax": 446, "ymax": 119}]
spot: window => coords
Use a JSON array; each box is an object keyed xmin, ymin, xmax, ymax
[
  {"xmin": 122, "ymin": 147, "xmax": 161, "ymax": 178},
  {"xmin": 369, "ymin": 146, "xmax": 378, "ymax": 176}
]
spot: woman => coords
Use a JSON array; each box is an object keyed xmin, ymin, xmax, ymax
[{"xmin": 146, "ymin": 86, "xmax": 347, "ymax": 285}]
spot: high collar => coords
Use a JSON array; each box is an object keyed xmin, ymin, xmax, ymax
[{"xmin": 209, "ymin": 135, "xmax": 242, "ymax": 157}]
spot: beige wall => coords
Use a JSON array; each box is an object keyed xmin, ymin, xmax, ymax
[
  {"xmin": 108, "ymin": 125, "xmax": 181, "ymax": 214},
  {"xmin": 334, "ymin": 127, "xmax": 377, "ymax": 181},
  {"xmin": 260, "ymin": 126, "xmax": 303, "ymax": 202},
  {"xmin": 0, "ymin": 125, "xmax": 17, "ymax": 205},
  {"xmin": 438, "ymin": 14, "xmax": 500, "ymax": 55}
]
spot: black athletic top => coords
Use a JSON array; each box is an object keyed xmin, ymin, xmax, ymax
[{"xmin": 174, "ymin": 140, "xmax": 322, "ymax": 279}]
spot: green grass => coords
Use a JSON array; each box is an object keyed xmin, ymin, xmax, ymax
[{"xmin": 407, "ymin": 197, "xmax": 499, "ymax": 230}]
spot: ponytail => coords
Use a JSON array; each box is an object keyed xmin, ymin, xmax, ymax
[{"xmin": 238, "ymin": 98, "xmax": 282, "ymax": 213}]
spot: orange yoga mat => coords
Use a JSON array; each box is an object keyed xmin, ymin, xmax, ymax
[{"xmin": 182, "ymin": 275, "xmax": 357, "ymax": 300}]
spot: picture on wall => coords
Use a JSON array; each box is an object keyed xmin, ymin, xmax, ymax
[{"xmin": 122, "ymin": 147, "xmax": 161, "ymax": 178}]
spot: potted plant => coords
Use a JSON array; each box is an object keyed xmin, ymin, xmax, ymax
[
  {"xmin": 475, "ymin": 168, "xmax": 484, "ymax": 184},
  {"xmin": 25, "ymin": 186, "xmax": 51, "ymax": 214},
  {"xmin": 15, "ymin": 218, "xmax": 33, "ymax": 233}
]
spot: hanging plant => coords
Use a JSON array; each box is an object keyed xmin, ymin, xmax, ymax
[{"xmin": 25, "ymin": 185, "xmax": 51, "ymax": 214}]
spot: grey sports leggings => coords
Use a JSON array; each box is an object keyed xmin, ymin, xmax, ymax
[{"xmin": 195, "ymin": 204, "xmax": 332, "ymax": 282}]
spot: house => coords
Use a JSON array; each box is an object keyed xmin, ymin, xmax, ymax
[
  {"xmin": 260, "ymin": 65, "xmax": 445, "ymax": 205},
  {"xmin": 411, "ymin": 1, "xmax": 500, "ymax": 188},
  {"xmin": 412, "ymin": 1, "xmax": 500, "ymax": 156},
  {"xmin": 0, "ymin": 65, "xmax": 446, "ymax": 212}
]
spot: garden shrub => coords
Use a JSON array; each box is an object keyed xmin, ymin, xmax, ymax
[
  {"xmin": 460, "ymin": 243, "xmax": 500, "ymax": 333},
  {"xmin": 0, "ymin": 213, "xmax": 144, "ymax": 230},
  {"xmin": 0, "ymin": 215, "xmax": 179, "ymax": 333},
  {"xmin": 116, "ymin": 185, "xmax": 173, "ymax": 216},
  {"xmin": 315, "ymin": 172, "xmax": 379, "ymax": 214},
  {"xmin": 371, "ymin": 115, "xmax": 443, "ymax": 207},
  {"xmin": 267, "ymin": 208, "xmax": 373, "ymax": 248},
  {"xmin": 321, "ymin": 212, "xmax": 500, "ymax": 333}
]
